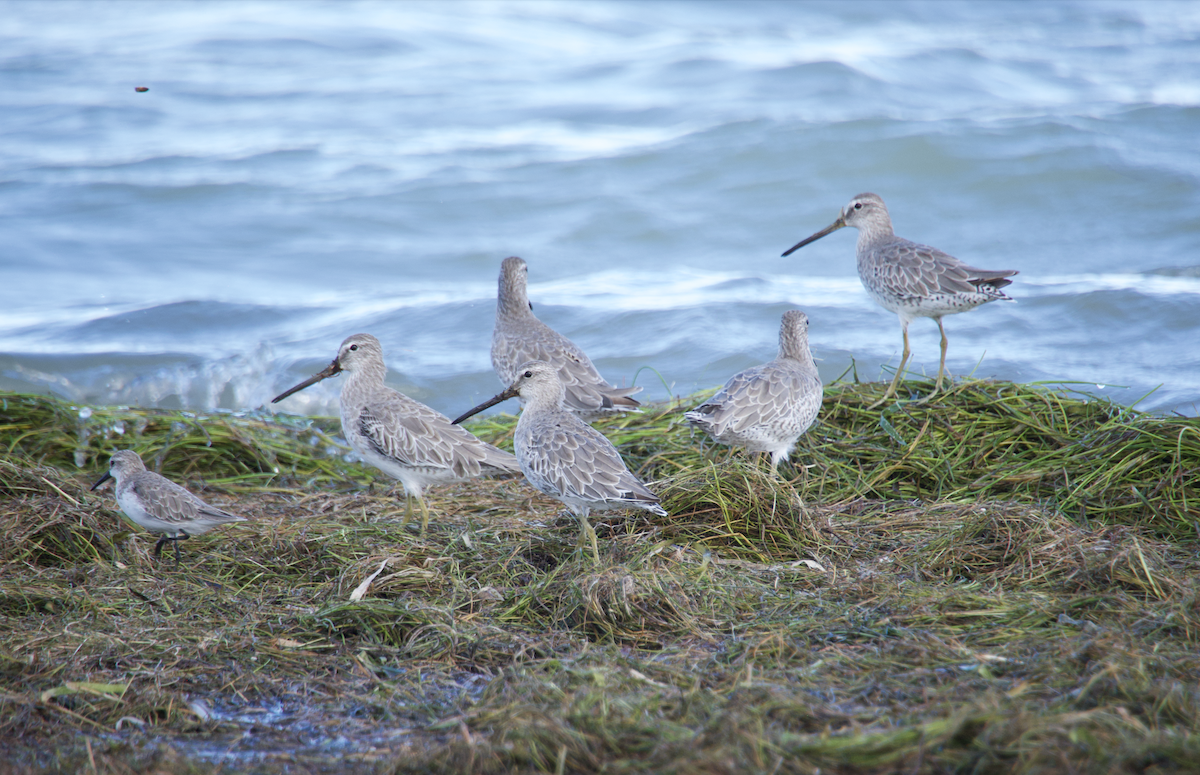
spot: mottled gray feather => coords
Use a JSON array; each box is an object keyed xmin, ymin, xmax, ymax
[
  {"xmin": 505, "ymin": 360, "xmax": 665, "ymax": 517},
  {"xmin": 492, "ymin": 256, "xmax": 641, "ymax": 419},
  {"xmin": 686, "ymin": 310, "xmax": 822, "ymax": 467},
  {"xmin": 278, "ymin": 334, "xmax": 520, "ymax": 503},
  {"xmin": 356, "ymin": 399, "xmax": 519, "ymax": 480}
]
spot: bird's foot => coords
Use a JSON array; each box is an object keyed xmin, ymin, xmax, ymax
[{"xmin": 913, "ymin": 374, "xmax": 949, "ymax": 404}]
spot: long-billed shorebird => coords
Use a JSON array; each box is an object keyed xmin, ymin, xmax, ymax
[
  {"xmin": 492, "ymin": 256, "xmax": 642, "ymax": 420},
  {"xmin": 271, "ymin": 333, "xmax": 521, "ymax": 533},
  {"xmin": 686, "ymin": 310, "xmax": 823, "ymax": 468},
  {"xmin": 91, "ymin": 450, "xmax": 246, "ymax": 565},
  {"xmin": 452, "ymin": 360, "xmax": 665, "ymax": 564},
  {"xmin": 783, "ymin": 193, "xmax": 1017, "ymax": 403}
]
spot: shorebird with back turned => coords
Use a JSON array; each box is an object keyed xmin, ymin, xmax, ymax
[
  {"xmin": 686, "ymin": 310, "xmax": 823, "ymax": 468},
  {"xmin": 783, "ymin": 193, "xmax": 1017, "ymax": 404},
  {"xmin": 492, "ymin": 256, "xmax": 642, "ymax": 420},
  {"xmin": 271, "ymin": 333, "xmax": 521, "ymax": 534},
  {"xmin": 452, "ymin": 360, "xmax": 665, "ymax": 564},
  {"xmin": 92, "ymin": 450, "xmax": 247, "ymax": 566}
]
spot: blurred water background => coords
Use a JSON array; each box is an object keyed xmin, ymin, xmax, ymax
[{"xmin": 2, "ymin": 0, "xmax": 1198, "ymax": 420}]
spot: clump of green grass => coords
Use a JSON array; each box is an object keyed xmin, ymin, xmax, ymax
[
  {"xmin": 0, "ymin": 455, "xmax": 116, "ymax": 568},
  {"xmin": 0, "ymin": 392, "xmax": 368, "ymax": 491},
  {"xmin": 541, "ymin": 378, "xmax": 1198, "ymax": 540},
  {"xmin": 6, "ymin": 378, "xmax": 1197, "ymax": 535},
  {"xmin": 653, "ymin": 459, "xmax": 821, "ymax": 562}
]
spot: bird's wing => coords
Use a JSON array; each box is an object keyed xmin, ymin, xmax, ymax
[
  {"xmin": 131, "ymin": 475, "xmax": 242, "ymax": 524},
  {"xmin": 520, "ymin": 415, "xmax": 657, "ymax": 506},
  {"xmin": 884, "ymin": 240, "xmax": 1017, "ymax": 297},
  {"xmin": 494, "ymin": 318, "xmax": 637, "ymax": 412},
  {"xmin": 691, "ymin": 362, "xmax": 821, "ymax": 435},
  {"xmin": 358, "ymin": 395, "xmax": 519, "ymax": 478}
]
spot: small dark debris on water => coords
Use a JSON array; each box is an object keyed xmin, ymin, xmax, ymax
[{"xmin": 135, "ymin": 86, "xmax": 149, "ymax": 92}]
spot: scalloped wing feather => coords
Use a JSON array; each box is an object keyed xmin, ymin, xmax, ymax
[
  {"xmin": 129, "ymin": 474, "xmax": 244, "ymax": 527},
  {"xmin": 690, "ymin": 361, "xmax": 817, "ymax": 436},
  {"xmin": 519, "ymin": 414, "xmax": 658, "ymax": 508},
  {"xmin": 876, "ymin": 240, "xmax": 1016, "ymax": 299},
  {"xmin": 357, "ymin": 396, "xmax": 519, "ymax": 479},
  {"xmin": 494, "ymin": 318, "xmax": 640, "ymax": 413}
]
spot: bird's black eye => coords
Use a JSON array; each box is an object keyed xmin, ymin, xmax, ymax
[
  {"xmin": 854, "ymin": 202, "xmax": 863, "ymax": 210},
  {"xmin": 349, "ymin": 344, "xmax": 358, "ymax": 351},
  {"xmin": 524, "ymin": 370, "xmax": 533, "ymax": 378}
]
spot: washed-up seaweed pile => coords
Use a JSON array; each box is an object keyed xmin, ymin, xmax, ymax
[{"xmin": 1, "ymin": 380, "xmax": 1198, "ymax": 774}]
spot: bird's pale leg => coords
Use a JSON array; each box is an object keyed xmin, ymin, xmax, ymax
[
  {"xmin": 577, "ymin": 511, "xmax": 600, "ymax": 565},
  {"xmin": 399, "ymin": 492, "xmax": 414, "ymax": 528},
  {"xmin": 872, "ymin": 322, "xmax": 911, "ymax": 407},
  {"xmin": 916, "ymin": 318, "xmax": 951, "ymax": 404},
  {"xmin": 935, "ymin": 317, "xmax": 949, "ymax": 393},
  {"xmin": 417, "ymin": 495, "xmax": 432, "ymax": 536}
]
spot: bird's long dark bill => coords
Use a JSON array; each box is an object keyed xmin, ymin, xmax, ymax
[
  {"xmin": 271, "ymin": 361, "xmax": 342, "ymax": 404},
  {"xmin": 781, "ymin": 216, "xmax": 846, "ymax": 257},
  {"xmin": 451, "ymin": 387, "xmax": 518, "ymax": 425},
  {"xmin": 91, "ymin": 471, "xmax": 112, "ymax": 491}
]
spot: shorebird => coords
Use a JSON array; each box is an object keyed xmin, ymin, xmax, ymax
[
  {"xmin": 491, "ymin": 256, "xmax": 642, "ymax": 420},
  {"xmin": 783, "ymin": 193, "xmax": 1017, "ymax": 403},
  {"xmin": 452, "ymin": 360, "xmax": 665, "ymax": 564},
  {"xmin": 91, "ymin": 450, "xmax": 246, "ymax": 565},
  {"xmin": 271, "ymin": 333, "xmax": 521, "ymax": 534},
  {"xmin": 686, "ymin": 310, "xmax": 823, "ymax": 468}
]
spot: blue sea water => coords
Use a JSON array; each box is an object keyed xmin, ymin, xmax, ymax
[{"xmin": 1, "ymin": 0, "xmax": 1198, "ymax": 421}]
